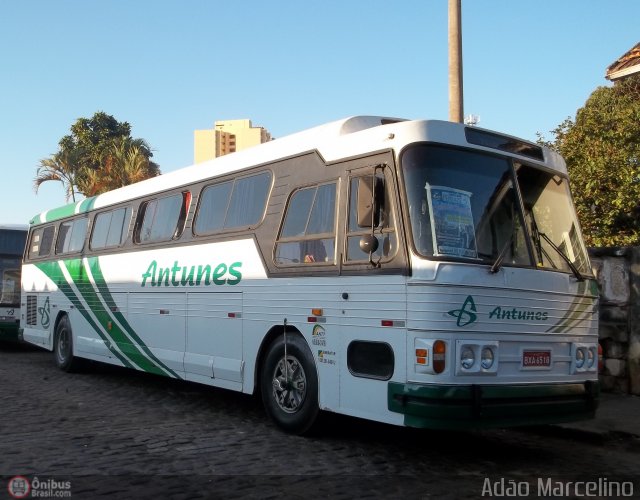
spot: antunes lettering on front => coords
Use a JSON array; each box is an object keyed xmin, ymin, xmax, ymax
[
  {"xmin": 447, "ymin": 295, "xmax": 550, "ymax": 327},
  {"xmin": 488, "ymin": 306, "xmax": 549, "ymax": 322}
]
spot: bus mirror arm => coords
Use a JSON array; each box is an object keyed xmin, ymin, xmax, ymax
[{"xmin": 365, "ymin": 164, "xmax": 387, "ymax": 268}]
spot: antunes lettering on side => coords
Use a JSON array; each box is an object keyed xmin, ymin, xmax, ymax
[{"xmin": 141, "ymin": 260, "xmax": 242, "ymax": 287}]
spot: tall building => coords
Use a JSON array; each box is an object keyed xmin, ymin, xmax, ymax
[{"xmin": 194, "ymin": 119, "xmax": 272, "ymax": 163}]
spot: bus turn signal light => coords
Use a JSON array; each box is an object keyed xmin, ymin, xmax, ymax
[{"xmin": 415, "ymin": 348, "xmax": 428, "ymax": 365}]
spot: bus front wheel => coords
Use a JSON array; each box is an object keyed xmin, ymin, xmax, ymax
[
  {"xmin": 260, "ymin": 334, "xmax": 319, "ymax": 435},
  {"xmin": 54, "ymin": 315, "xmax": 80, "ymax": 372}
]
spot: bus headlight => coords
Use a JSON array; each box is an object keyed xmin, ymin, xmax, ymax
[
  {"xmin": 455, "ymin": 341, "xmax": 499, "ymax": 375},
  {"xmin": 461, "ymin": 346, "xmax": 475, "ymax": 370},
  {"xmin": 586, "ymin": 347, "xmax": 595, "ymax": 369},
  {"xmin": 571, "ymin": 343, "xmax": 598, "ymax": 373},
  {"xmin": 481, "ymin": 347, "xmax": 495, "ymax": 370},
  {"xmin": 575, "ymin": 348, "xmax": 585, "ymax": 369}
]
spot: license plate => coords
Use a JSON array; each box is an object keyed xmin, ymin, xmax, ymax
[{"xmin": 522, "ymin": 350, "xmax": 551, "ymax": 368}]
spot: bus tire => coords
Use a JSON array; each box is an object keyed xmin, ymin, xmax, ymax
[
  {"xmin": 54, "ymin": 315, "xmax": 80, "ymax": 372},
  {"xmin": 260, "ymin": 334, "xmax": 319, "ymax": 435}
]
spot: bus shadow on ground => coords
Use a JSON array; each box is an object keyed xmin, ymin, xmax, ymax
[
  {"xmin": 12, "ymin": 346, "xmax": 592, "ymax": 469},
  {"xmin": 0, "ymin": 339, "xmax": 42, "ymax": 352}
]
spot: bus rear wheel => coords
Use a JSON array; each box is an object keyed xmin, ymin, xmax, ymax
[
  {"xmin": 261, "ymin": 334, "xmax": 319, "ymax": 435},
  {"xmin": 54, "ymin": 315, "xmax": 80, "ymax": 372}
]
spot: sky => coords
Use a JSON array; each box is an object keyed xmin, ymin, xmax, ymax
[{"xmin": 0, "ymin": 0, "xmax": 638, "ymax": 225}]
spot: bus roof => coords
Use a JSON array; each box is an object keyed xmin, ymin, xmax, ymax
[
  {"xmin": 30, "ymin": 116, "xmax": 562, "ymax": 226},
  {"xmin": 0, "ymin": 224, "xmax": 29, "ymax": 231}
]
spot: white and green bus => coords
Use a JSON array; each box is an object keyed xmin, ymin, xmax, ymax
[{"xmin": 21, "ymin": 116, "xmax": 599, "ymax": 433}]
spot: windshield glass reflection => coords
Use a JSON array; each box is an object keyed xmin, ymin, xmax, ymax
[{"xmin": 401, "ymin": 144, "xmax": 591, "ymax": 276}]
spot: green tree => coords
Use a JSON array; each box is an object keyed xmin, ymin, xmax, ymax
[
  {"xmin": 34, "ymin": 149, "xmax": 81, "ymax": 202},
  {"xmin": 542, "ymin": 75, "xmax": 640, "ymax": 247},
  {"xmin": 35, "ymin": 111, "xmax": 160, "ymax": 199}
]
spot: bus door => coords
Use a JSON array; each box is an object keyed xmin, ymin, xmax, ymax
[{"xmin": 338, "ymin": 162, "xmax": 407, "ymax": 421}]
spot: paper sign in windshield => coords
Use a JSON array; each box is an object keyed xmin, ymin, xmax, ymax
[{"xmin": 426, "ymin": 184, "xmax": 477, "ymax": 258}]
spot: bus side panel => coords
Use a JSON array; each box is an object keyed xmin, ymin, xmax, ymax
[
  {"xmin": 89, "ymin": 239, "xmax": 267, "ymax": 384},
  {"xmin": 86, "ymin": 292, "xmax": 128, "ymax": 358},
  {"xmin": 337, "ymin": 276, "xmax": 407, "ymax": 426},
  {"xmin": 184, "ymin": 291, "xmax": 243, "ymax": 391},
  {"xmin": 20, "ymin": 264, "xmax": 54, "ymax": 349},
  {"xmin": 127, "ymin": 291, "xmax": 186, "ymax": 374}
]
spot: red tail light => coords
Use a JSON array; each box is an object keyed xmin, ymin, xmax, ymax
[{"xmin": 598, "ymin": 343, "xmax": 604, "ymax": 373}]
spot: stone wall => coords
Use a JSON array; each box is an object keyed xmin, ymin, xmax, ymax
[{"xmin": 589, "ymin": 247, "xmax": 640, "ymax": 394}]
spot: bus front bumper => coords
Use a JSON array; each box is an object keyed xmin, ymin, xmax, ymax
[
  {"xmin": 388, "ymin": 381, "xmax": 599, "ymax": 430},
  {"xmin": 0, "ymin": 320, "xmax": 20, "ymax": 342}
]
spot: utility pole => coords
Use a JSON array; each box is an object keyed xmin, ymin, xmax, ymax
[{"xmin": 448, "ymin": 0, "xmax": 463, "ymax": 123}]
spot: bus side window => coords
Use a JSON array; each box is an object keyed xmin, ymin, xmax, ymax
[
  {"xmin": 28, "ymin": 225, "xmax": 55, "ymax": 259},
  {"xmin": 91, "ymin": 207, "xmax": 132, "ymax": 250},
  {"xmin": 275, "ymin": 182, "xmax": 337, "ymax": 265},
  {"xmin": 135, "ymin": 193, "xmax": 183, "ymax": 244},
  {"xmin": 194, "ymin": 171, "xmax": 272, "ymax": 235},
  {"xmin": 55, "ymin": 218, "xmax": 88, "ymax": 255}
]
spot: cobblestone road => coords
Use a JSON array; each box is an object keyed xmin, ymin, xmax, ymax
[{"xmin": 1, "ymin": 341, "xmax": 638, "ymax": 499}]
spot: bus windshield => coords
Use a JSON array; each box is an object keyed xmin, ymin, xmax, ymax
[
  {"xmin": 401, "ymin": 144, "xmax": 591, "ymax": 276},
  {"xmin": 0, "ymin": 229, "xmax": 27, "ymax": 307}
]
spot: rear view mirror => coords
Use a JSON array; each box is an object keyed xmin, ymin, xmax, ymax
[{"xmin": 357, "ymin": 176, "xmax": 383, "ymax": 228}]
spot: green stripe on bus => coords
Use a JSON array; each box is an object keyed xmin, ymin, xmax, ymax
[
  {"xmin": 84, "ymin": 256, "xmax": 180, "ymax": 379},
  {"xmin": 78, "ymin": 197, "xmax": 96, "ymax": 213},
  {"xmin": 554, "ymin": 295, "xmax": 595, "ymax": 333},
  {"xmin": 35, "ymin": 261, "xmax": 134, "ymax": 369},
  {"xmin": 62, "ymin": 259, "xmax": 173, "ymax": 378},
  {"xmin": 547, "ymin": 281, "xmax": 596, "ymax": 334},
  {"xmin": 30, "ymin": 197, "xmax": 98, "ymax": 225}
]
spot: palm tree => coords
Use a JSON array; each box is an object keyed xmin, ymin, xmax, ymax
[
  {"xmin": 77, "ymin": 166, "xmax": 110, "ymax": 197},
  {"xmin": 119, "ymin": 141, "xmax": 160, "ymax": 186},
  {"xmin": 34, "ymin": 150, "xmax": 81, "ymax": 202},
  {"xmin": 79, "ymin": 137, "xmax": 160, "ymax": 196}
]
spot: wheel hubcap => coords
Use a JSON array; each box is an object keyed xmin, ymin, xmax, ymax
[
  {"xmin": 271, "ymin": 355, "xmax": 307, "ymax": 413},
  {"xmin": 57, "ymin": 328, "xmax": 69, "ymax": 362}
]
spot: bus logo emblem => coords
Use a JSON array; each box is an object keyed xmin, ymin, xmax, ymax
[
  {"xmin": 448, "ymin": 295, "xmax": 477, "ymax": 327},
  {"xmin": 38, "ymin": 297, "xmax": 50, "ymax": 329}
]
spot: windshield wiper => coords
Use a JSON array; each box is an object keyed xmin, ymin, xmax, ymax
[
  {"xmin": 537, "ymin": 231, "xmax": 585, "ymax": 282},
  {"xmin": 489, "ymin": 230, "xmax": 513, "ymax": 274},
  {"xmin": 525, "ymin": 209, "xmax": 585, "ymax": 281}
]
